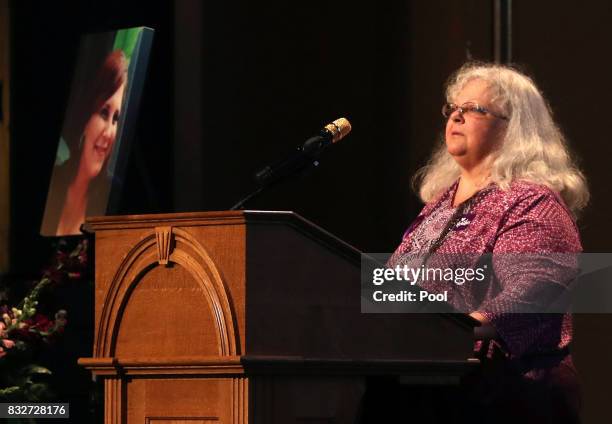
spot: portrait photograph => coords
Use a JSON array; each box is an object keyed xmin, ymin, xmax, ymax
[{"xmin": 40, "ymin": 26, "xmax": 152, "ymax": 236}]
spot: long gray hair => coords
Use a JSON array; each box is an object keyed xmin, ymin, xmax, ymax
[{"xmin": 414, "ymin": 62, "xmax": 589, "ymax": 217}]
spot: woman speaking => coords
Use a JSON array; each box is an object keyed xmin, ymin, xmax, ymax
[{"xmin": 388, "ymin": 62, "xmax": 588, "ymax": 422}]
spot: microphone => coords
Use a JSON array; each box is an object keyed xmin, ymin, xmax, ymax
[
  {"xmin": 255, "ymin": 118, "xmax": 352, "ymax": 186},
  {"xmin": 230, "ymin": 118, "xmax": 352, "ymax": 210},
  {"xmin": 301, "ymin": 117, "xmax": 352, "ymax": 153}
]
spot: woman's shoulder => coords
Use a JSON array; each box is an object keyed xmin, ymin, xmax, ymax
[
  {"xmin": 488, "ymin": 180, "xmax": 572, "ymax": 219},
  {"xmin": 488, "ymin": 180, "xmax": 581, "ymax": 249},
  {"xmin": 507, "ymin": 179, "xmax": 560, "ymax": 197},
  {"xmin": 492, "ymin": 179, "xmax": 557, "ymax": 200},
  {"xmin": 494, "ymin": 181, "xmax": 582, "ymax": 252}
]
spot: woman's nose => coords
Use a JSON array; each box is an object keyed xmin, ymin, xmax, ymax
[
  {"xmin": 102, "ymin": 122, "xmax": 115, "ymax": 142},
  {"xmin": 452, "ymin": 112, "xmax": 465, "ymax": 123}
]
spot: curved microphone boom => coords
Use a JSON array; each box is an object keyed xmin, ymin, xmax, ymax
[{"xmin": 230, "ymin": 118, "xmax": 352, "ymax": 210}]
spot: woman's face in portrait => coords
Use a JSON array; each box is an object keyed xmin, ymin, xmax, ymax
[
  {"xmin": 444, "ymin": 79, "xmax": 507, "ymax": 172},
  {"xmin": 80, "ymin": 83, "xmax": 126, "ymax": 180}
]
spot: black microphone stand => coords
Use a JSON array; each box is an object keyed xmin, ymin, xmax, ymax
[
  {"xmin": 230, "ymin": 186, "xmax": 265, "ymax": 211},
  {"xmin": 230, "ymin": 134, "xmax": 329, "ymax": 210}
]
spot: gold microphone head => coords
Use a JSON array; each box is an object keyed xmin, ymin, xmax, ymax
[{"xmin": 324, "ymin": 117, "xmax": 352, "ymax": 143}]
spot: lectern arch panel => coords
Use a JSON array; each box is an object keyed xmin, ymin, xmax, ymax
[{"xmin": 96, "ymin": 227, "xmax": 238, "ymax": 358}]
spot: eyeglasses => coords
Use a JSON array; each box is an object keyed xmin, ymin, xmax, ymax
[{"xmin": 442, "ymin": 102, "xmax": 508, "ymax": 121}]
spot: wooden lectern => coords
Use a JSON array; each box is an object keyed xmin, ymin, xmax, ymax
[{"xmin": 79, "ymin": 211, "xmax": 479, "ymax": 423}]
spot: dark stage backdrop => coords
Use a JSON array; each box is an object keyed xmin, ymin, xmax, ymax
[
  {"xmin": 8, "ymin": 1, "xmax": 612, "ymax": 422},
  {"xmin": 512, "ymin": 3, "xmax": 612, "ymax": 423}
]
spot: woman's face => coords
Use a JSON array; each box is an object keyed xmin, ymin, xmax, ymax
[
  {"xmin": 79, "ymin": 83, "xmax": 126, "ymax": 180},
  {"xmin": 444, "ymin": 79, "xmax": 507, "ymax": 173}
]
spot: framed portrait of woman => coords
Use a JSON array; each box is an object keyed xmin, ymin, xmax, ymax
[{"xmin": 40, "ymin": 26, "xmax": 153, "ymax": 236}]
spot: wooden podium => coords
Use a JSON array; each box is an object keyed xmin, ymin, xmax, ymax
[{"xmin": 79, "ymin": 210, "xmax": 479, "ymax": 423}]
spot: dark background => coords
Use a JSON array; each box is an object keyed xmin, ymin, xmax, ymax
[{"xmin": 7, "ymin": 1, "xmax": 612, "ymax": 422}]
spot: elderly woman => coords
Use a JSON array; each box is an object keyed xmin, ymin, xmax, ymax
[{"xmin": 388, "ymin": 62, "xmax": 588, "ymax": 422}]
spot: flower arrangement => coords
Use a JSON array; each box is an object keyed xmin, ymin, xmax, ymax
[{"xmin": 0, "ymin": 238, "xmax": 89, "ymax": 401}]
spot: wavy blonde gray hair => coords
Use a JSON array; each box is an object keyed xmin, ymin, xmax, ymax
[{"xmin": 414, "ymin": 62, "xmax": 589, "ymax": 216}]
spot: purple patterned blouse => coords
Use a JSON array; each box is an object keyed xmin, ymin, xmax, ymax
[{"xmin": 389, "ymin": 179, "xmax": 581, "ymax": 363}]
